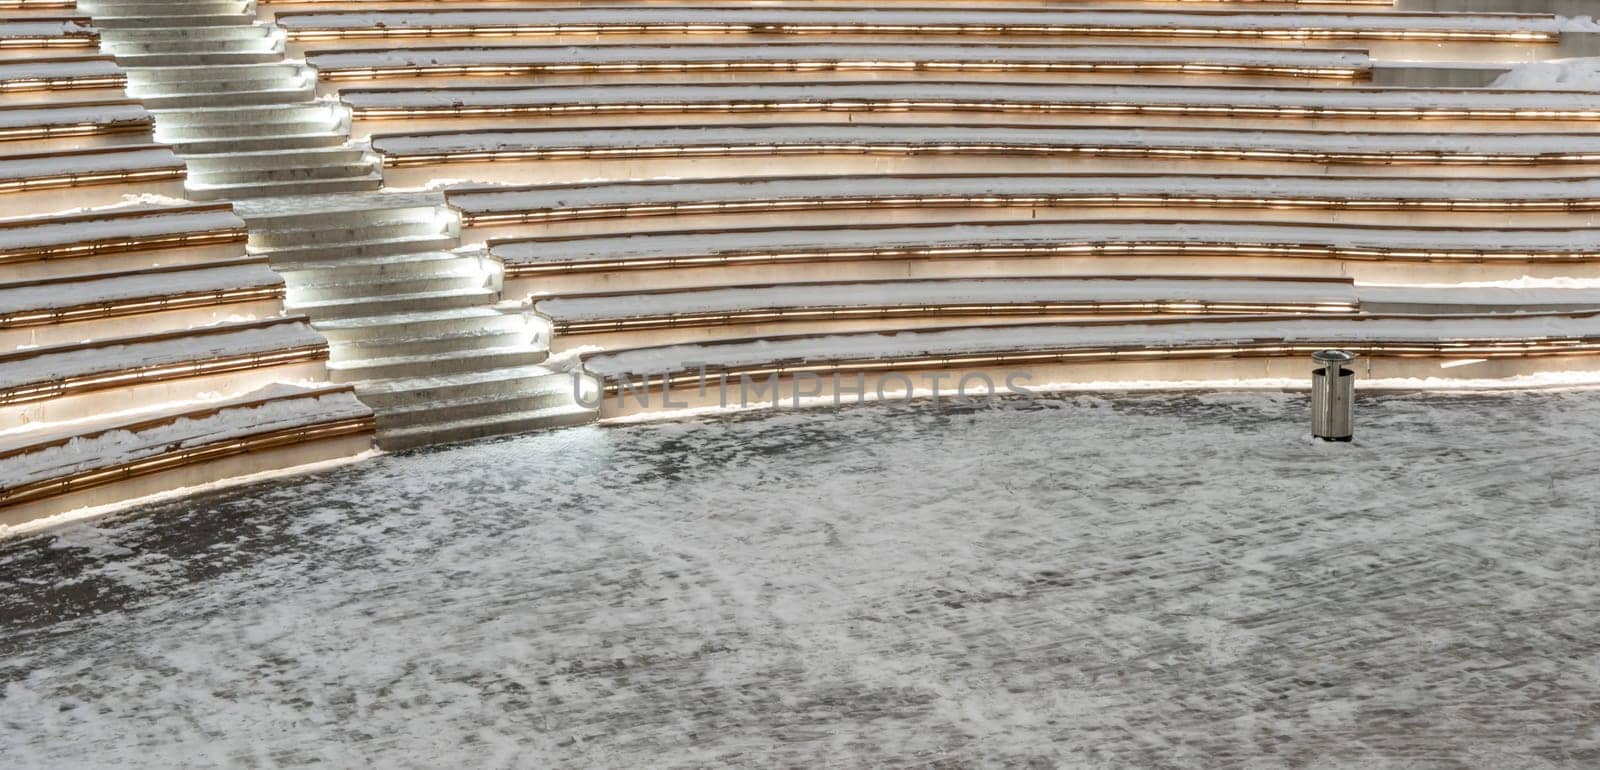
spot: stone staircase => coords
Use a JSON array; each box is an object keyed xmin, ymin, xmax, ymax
[{"xmin": 80, "ymin": 0, "xmax": 598, "ymax": 450}]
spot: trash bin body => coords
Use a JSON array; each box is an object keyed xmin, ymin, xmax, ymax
[{"xmin": 1311, "ymin": 350, "xmax": 1356, "ymax": 441}]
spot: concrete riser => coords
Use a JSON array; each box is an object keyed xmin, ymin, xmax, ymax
[
  {"xmin": 319, "ymin": 315, "xmax": 526, "ymax": 344},
  {"xmin": 331, "ymin": 349, "xmax": 549, "ymax": 383},
  {"xmin": 94, "ymin": 14, "xmax": 259, "ymax": 28},
  {"xmin": 259, "ymin": 236, "xmax": 459, "ymax": 262},
  {"xmin": 187, "ymin": 176, "xmax": 383, "ymax": 200},
  {"xmin": 270, "ymin": 253, "xmax": 469, "ymax": 282},
  {"xmin": 138, "ymin": 87, "xmax": 314, "ymax": 109},
  {"xmin": 359, "ymin": 372, "xmax": 566, "ymax": 409},
  {"xmin": 251, "ymin": 219, "xmax": 452, "ymax": 249},
  {"xmin": 332, "ymin": 329, "xmax": 532, "ymax": 362},
  {"xmin": 376, "ymin": 391, "xmax": 575, "ymax": 430},
  {"xmin": 247, "ymin": 206, "xmax": 445, "ymax": 234},
  {"xmin": 377, "ymin": 408, "xmax": 595, "ymax": 452},
  {"xmin": 291, "ymin": 273, "xmax": 488, "ymax": 303},
  {"xmin": 291, "ymin": 291, "xmax": 492, "ymax": 320},
  {"xmin": 172, "ymin": 134, "xmax": 349, "ymax": 154},
  {"xmin": 195, "ymin": 163, "xmax": 378, "ymax": 185}
]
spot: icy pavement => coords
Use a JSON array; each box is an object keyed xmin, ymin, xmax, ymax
[{"xmin": 1, "ymin": 392, "xmax": 1598, "ymax": 767}]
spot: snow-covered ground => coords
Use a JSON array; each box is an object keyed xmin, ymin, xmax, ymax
[{"xmin": 1, "ymin": 392, "xmax": 1596, "ymax": 766}]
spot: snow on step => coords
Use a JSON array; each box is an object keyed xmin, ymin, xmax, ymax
[
  {"xmin": 0, "ymin": 260, "xmax": 279, "ymax": 320},
  {"xmin": 314, "ymin": 43, "xmax": 1371, "ymax": 79},
  {"xmin": 0, "ymin": 144, "xmax": 181, "ymax": 184},
  {"xmin": 0, "ymin": 203, "xmax": 242, "ymax": 257},
  {"xmin": 371, "ymin": 123, "xmax": 1600, "ymax": 164},
  {"xmin": 533, "ymin": 276, "xmax": 1362, "ymax": 324},
  {"xmin": 0, "ymin": 56, "xmax": 124, "ymax": 90},
  {"xmin": 274, "ymin": 8, "xmax": 1563, "ymax": 39},
  {"xmin": 447, "ymin": 173, "xmax": 1600, "ymax": 220},
  {"xmin": 490, "ymin": 220, "xmax": 1600, "ymax": 270},
  {"xmin": 582, "ymin": 312, "xmax": 1600, "ymax": 378},
  {"xmin": 0, "ymin": 100, "xmax": 150, "ymax": 138},
  {"xmin": 346, "ymin": 79, "xmax": 1600, "ymax": 120},
  {"xmin": 0, "ymin": 18, "xmax": 95, "ymax": 44}
]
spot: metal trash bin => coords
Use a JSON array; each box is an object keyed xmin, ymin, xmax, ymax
[{"xmin": 1311, "ymin": 350, "xmax": 1356, "ymax": 442}]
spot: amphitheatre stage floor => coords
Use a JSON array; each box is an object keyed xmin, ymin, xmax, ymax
[{"xmin": 2, "ymin": 392, "xmax": 1597, "ymax": 766}]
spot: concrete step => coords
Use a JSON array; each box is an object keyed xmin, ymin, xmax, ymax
[
  {"xmin": 185, "ymin": 145, "xmax": 370, "ymax": 173},
  {"xmin": 377, "ymin": 402, "xmax": 597, "ymax": 452},
  {"xmin": 254, "ymin": 233, "xmax": 458, "ymax": 263},
  {"xmin": 271, "ymin": 250, "xmax": 480, "ymax": 282},
  {"xmin": 289, "ymin": 266, "xmax": 490, "ymax": 303},
  {"xmin": 93, "ymin": 15, "xmax": 259, "ymax": 28},
  {"xmin": 375, "ymin": 381, "xmax": 578, "ymax": 431},
  {"xmin": 288, "ymin": 287, "xmax": 497, "ymax": 320},
  {"xmin": 127, "ymin": 62, "xmax": 304, "ymax": 87},
  {"xmin": 100, "ymin": 24, "xmax": 276, "ymax": 43},
  {"xmin": 331, "ymin": 326, "xmax": 534, "ymax": 362},
  {"xmin": 170, "ymin": 131, "xmax": 350, "ymax": 154},
  {"xmin": 356, "ymin": 365, "xmax": 558, "ymax": 408},
  {"xmin": 315, "ymin": 307, "xmax": 527, "ymax": 342},
  {"xmin": 251, "ymin": 215, "xmax": 452, "ymax": 249},
  {"xmin": 136, "ymin": 81, "xmax": 314, "ymax": 109},
  {"xmin": 195, "ymin": 161, "xmax": 379, "ymax": 186},
  {"xmin": 245, "ymin": 203, "xmax": 446, "ymax": 234},
  {"xmin": 116, "ymin": 50, "xmax": 283, "ymax": 67},
  {"xmin": 328, "ymin": 344, "xmax": 549, "ymax": 383},
  {"xmin": 186, "ymin": 173, "xmax": 383, "ymax": 200},
  {"xmin": 81, "ymin": 0, "xmax": 255, "ymax": 16}
]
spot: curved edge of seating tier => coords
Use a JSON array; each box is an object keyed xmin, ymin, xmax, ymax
[
  {"xmin": 0, "ymin": 99, "xmax": 153, "ymax": 146},
  {"xmin": 0, "ymin": 143, "xmax": 185, "ymax": 211},
  {"xmin": 0, "ymin": 17, "xmax": 96, "ymax": 47},
  {"xmin": 368, "ymin": 124, "xmax": 1600, "ymax": 170},
  {"xmin": 530, "ymin": 275, "xmax": 1364, "ymax": 336},
  {"xmin": 444, "ymin": 173, "xmax": 1600, "ymax": 227},
  {"xmin": 0, "ymin": 257, "xmax": 283, "ymax": 345},
  {"xmin": 0, "ymin": 384, "xmax": 376, "ymax": 531},
  {"xmin": 0, "ymin": 315, "xmax": 327, "ymax": 409},
  {"xmin": 0, "ymin": 202, "xmax": 245, "ymax": 265},
  {"xmin": 0, "ymin": 55, "xmax": 125, "ymax": 92},
  {"xmin": 485, "ymin": 219, "xmax": 1600, "ymax": 275},
  {"xmin": 270, "ymin": 8, "xmax": 1563, "ymax": 41},
  {"xmin": 572, "ymin": 311, "xmax": 1600, "ymax": 413}
]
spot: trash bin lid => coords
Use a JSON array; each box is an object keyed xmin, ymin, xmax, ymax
[{"xmin": 1312, "ymin": 349, "xmax": 1357, "ymax": 365}]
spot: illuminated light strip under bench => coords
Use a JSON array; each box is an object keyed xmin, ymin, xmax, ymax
[
  {"xmin": 275, "ymin": 8, "xmax": 1560, "ymax": 43},
  {"xmin": 0, "ymin": 143, "xmax": 183, "ymax": 194},
  {"xmin": 490, "ymin": 219, "xmax": 1600, "ymax": 276},
  {"xmin": 0, "ymin": 315, "xmax": 327, "ymax": 408},
  {"xmin": 533, "ymin": 275, "xmax": 1361, "ymax": 336},
  {"xmin": 375, "ymin": 123, "xmax": 1600, "ymax": 169},
  {"xmin": 0, "ymin": 17, "xmax": 95, "ymax": 49},
  {"xmin": 0, "ymin": 100, "xmax": 152, "ymax": 144},
  {"xmin": 580, "ymin": 311, "xmax": 1600, "ymax": 395},
  {"xmin": 313, "ymin": 43, "xmax": 1370, "ymax": 81},
  {"xmin": 0, "ymin": 55, "xmax": 125, "ymax": 92},
  {"xmin": 0, "ymin": 385, "xmax": 373, "ymax": 514},
  {"xmin": 0, "ymin": 203, "xmax": 245, "ymax": 266},
  {"xmin": 0, "ymin": 258, "xmax": 283, "ymax": 332},
  {"xmin": 348, "ymin": 79, "xmax": 1600, "ymax": 123},
  {"xmin": 451, "ymin": 173, "xmax": 1600, "ymax": 226}
]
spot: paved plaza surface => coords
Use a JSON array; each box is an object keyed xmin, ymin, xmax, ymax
[{"xmin": 2, "ymin": 392, "xmax": 1597, "ymax": 767}]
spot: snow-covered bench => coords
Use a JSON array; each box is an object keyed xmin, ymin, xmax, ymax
[
  {"xmin": 447, "ymin": 173, "xmax": 1600, "ymax": 236},
  {"xmin": 310, "ymin": 42, "xmax": 1371, "ymax": 84},
  {"xmin": 0, "ymin": 258, "xmax": 284, "ymax": 349},
  {"xmin": 0, "ymin": 383, "xmax": 374, "ymax": 529},
  {"xmin": 0, "ymin": 202, "xmax": 249, "ymax": 281},
  {"xmin": 488, "ymin": 219, "xmax": 1600, "ymax": 293},
  {"xmin": 0, "ymin": 55, "xmax": 124, "ymax": 92},
  {"xmin": 275, "ymin": 8, "xmax": 1560, "ymax": 47},
  {"xmin": 531, "ymin": 275, "xmax": 1361, "ymax": 352},
  {"xmin": 373, "ymin": 123, "xmax": 1600, "ymax": 186},
  {"xmin": 0, "ymin": 143, "xmax": 184, "ymax": 213},
  {"xmin": 0, "ymin": 100, "xmax": 154, "ymax": 152},
  {"xmin": 346, "ymin": 79, "xmax": 1600, "ymax": 134},
  {"xmin": 577, "ymin": 310, "xmax": 1600, "ymax": 416},
  {"xmin": 0, "ymin": 315, "xmax": 330, "ymax": 428}
]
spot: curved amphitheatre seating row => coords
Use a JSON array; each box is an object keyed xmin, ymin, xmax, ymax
[
  {"xmin": 308, "ymin": 43, "xmax": 1375, "ymax": 85},
  {"xmin": 0, "ymin": 15, "xmax": 377, "ymax": 529},
  {"xmin": 576, "ymin": 311, "xmax": 1600, "ymax": 417}
]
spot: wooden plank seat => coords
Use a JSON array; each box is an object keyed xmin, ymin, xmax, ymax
[
  {"xmin": 0, "ymin": 143, "xmax": 185, "ymax": 213},
  {"xmin": 311, "ymin": 43, "xmax": 1371, "ymax": 83},
  {"xmin": 0, "ymin": 203, "xmax": 247, "ymax": 280},
  {"xmin": 0, "ymin": 55, "xmax": 125, "ymax": 92},
  {"xmin": 373, "ymin": 124, "xmax": 1600, "ymax": 187},
  {"xmin": 449, "ymin": 173, "xmax": 1600, "ymax": 235},
  {"xmin": 0, "ymin": 383, "xmax": 374, "ymax": 528},
  {"xmin": 0, "ymin": 315, "xmax": 329, "ymax": 427},
  {"xmin": 0, "ymin": 258, "xmax": 285, "ymax": 349},
  {"xmin": 531, "ymin": 275, "xmax": 1361, "ymax": 352},
  {"xmin": 345, "ymin": 80, "xmax": 1600, "ymax": 129},
  {"xmin": 0, "ymin": 100, "xmax": 154, "ymax": 150},
  {"xmin": 489, "ymin": 219, "xmax": 1600, "ymax": 293},
  {"xmin": 578, "ymin": 310, "xmax": 1600, "ymax": 415},
  {"xmin": 275, "ymin": 8, "xmax": 1560, "ymax": 44},
  {"xmin": 0, "ymin": 17, "xmax": 96, "ymax": 49}
]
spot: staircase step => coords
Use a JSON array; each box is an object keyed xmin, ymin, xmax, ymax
[
  {"xmin": 251, "ymin": 216, "xmax": 452, "ymax": 249},
  {"xmin": 328, "ymin": 344, "xmax": 550, "ymax": 383},
  {"xmin": 291, "ymin": 270, "xmax": 490, "ymax": 303},
  {"xmin": 271, "ymin": 250, "xmax": 475, "ymax": 281},
  {"xmin": 377, "ymin": 402, "xmax": 597, "ymax": 452},
  {"xmin": 289, "ymin": 287, "xmax": 497, "ymax": 320},
  {"xmin": 355, "ymin": 365, "xmax": 557, "ymax": 407},
  {"xmin": 375, "ymin": 383, "xmax": 578, "ymax": 431},
  {"xmin": 117, "ymin": 51, "xmax": 285, "ymax": 67},
  {"xmin": 170, "ymin": 132, "xmax": 350, "ymax": 154},
  {"xmin": 136, "ymin": 82, "xmax": 314, "ymax": 109},
  {"xmin": 314, "ymin": 307, "xmax": 525, "ymax": 341},
  {"xmin": 100, "ymin": 24, "xmax": 276, "ymax": 43},
  {"xmin": 186, "ymin": 174, "xmax": 383, "ymax": 200},
  {"xmin": 331, "ymin": 326, "xmax": 534, "ymax": 362},
  {"xmin": 94, "ymin": 14, "xmax": 259, "ymax": 28},
  {"xmin": 254, "ymin": 233, "xmax": 458, "ymax": 262}
]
